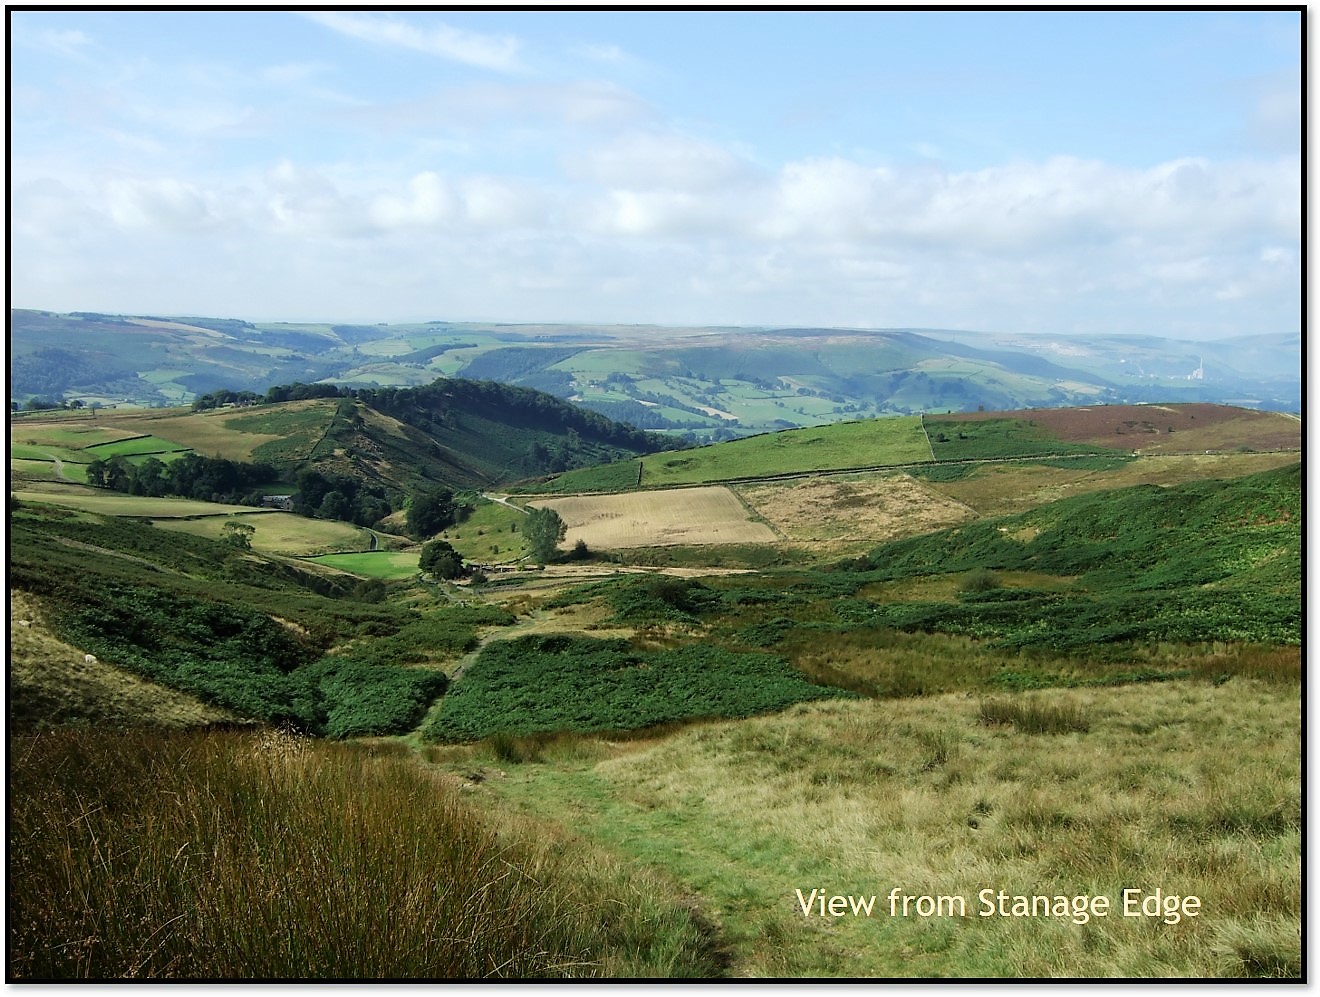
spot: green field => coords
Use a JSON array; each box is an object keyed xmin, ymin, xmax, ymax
[
  {"xmin": 14, "ymin": 488, "xmax": 268, "ymax": 519},
  {"xmin": 923, "ymin": 416, "xmax": 1125, "ymax": 461},
  {"xmin": 531, "ymin": 416, "xmax": 933, "ymax": 492},
  {"xmin": 10, "ymin": 443, "xmax": 90, "ymax": 464},
  {"xmin": 83, "ymin": 434, "xmax": 192, "ymax": 457},
  {"xmin": 441, "ymin": 498, "xmax": 533, "ymax": 564},
  {"xmin": 157, "ymin": 513, "xmax": 371, "ymax": 556},
  {"xmin": 306, "ymin": 551, "xmax": 421, "ymax": 579}
]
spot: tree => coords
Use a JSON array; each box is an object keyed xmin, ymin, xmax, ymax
[
  {"xmin": 523, "ymin": 507, "xmax": 567, "ymax": 564},
  {"xmin": 85, "ymin": 458, "xmax": 107, "ymax": 489},
  {"xmin": 419, "ymin": 539, "xmax": 465, "ymax": 580},
  {"xmin": 406, "ymin": 488, "xmax": 457, "ymax": 539},
  {"xmin": 221, "ymin": 520, "xmax": 256, "ymax": 551},
  {"xmin": 318, "ymin": 490, "xmax": 350, "ymax": 522}
]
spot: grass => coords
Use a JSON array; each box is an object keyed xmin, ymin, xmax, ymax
[
  {"xmin": 9, "ymin": 591, "xmax": 237, "ymax": 731},
  {"xmin": 14, "ymin": 489, "xmax": 272, "ymax": 519},
  {"xmin": 442, "ymin": 497, "xmax": 533, "ymax": 564},
  {"xmin": 470, "ymin": 678, "xmax": 1300, "ymax": 977},
  {"xmin": 156, "ymin": 513, "xmax": 371, "ymax": 556},
  {"xmin": 531, "ymin": 416, "xmax": 932, "ymax": 493},
  {"xmin": 304, "ymin": 551, "xmax": 421, "ymax": 579},
  {"xmin": 83, "ymin": 435, "xmax": 192, "ymax": 457},
  {"xmin": 8, "ymin": 728, "xmax": 725, "ymax": 979}
]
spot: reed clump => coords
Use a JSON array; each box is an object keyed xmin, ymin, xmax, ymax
[{"xmin": 8, "ymin": 727, "xmax": 721, "ymax": 980}]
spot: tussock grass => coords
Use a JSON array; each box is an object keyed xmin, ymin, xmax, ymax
[
  {"xmin": 481, "ymin": 679, "xmax": 1300, "ymax": 978},
  {"xmin": 8, "ymin": 728, "xmax": 723, "ymax": 980},
  {"xmin": 979, "ymin": 697, "xmax": 1092, "ymax": 734}
]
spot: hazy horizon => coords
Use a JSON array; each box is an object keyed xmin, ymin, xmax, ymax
[{"xmin": 11, "ymin": 10, "xmax": 1300, "ymax": 340}]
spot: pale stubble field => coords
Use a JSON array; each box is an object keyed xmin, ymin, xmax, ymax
[{"xmin": 529, "ymin": 486, "xmax": 780, "ymax": 549}]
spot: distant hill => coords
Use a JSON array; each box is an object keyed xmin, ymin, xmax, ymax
[
  {"xmin": 9, "ymin": 377, "xmax": 681, "ymax": 501},
  {"xmin": 10, "ymin": 310, "xmax": 1301, "ymax": 440},
  {"xmin": 520, "ymin": 403, "xmax": 1301, "ymax": 494}
]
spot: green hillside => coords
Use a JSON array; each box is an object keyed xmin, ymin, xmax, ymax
[
  {"xmin": 854, "ymin": 462, "xmax": 1300, "ymax": 650},
  {"xmin": 12, "ymin": 310, "xmax": 1302, "ymax": 440},
  {"xmin": 7, "ymin": 503, "xmax": 510, "ymax": 738}
]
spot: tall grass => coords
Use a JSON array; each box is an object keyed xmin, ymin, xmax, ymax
[
  {"xmin": 8, "ymin": 728, "xmax": 722, "ymax": 980},
  {"xmin": 479, "ymin": 679, "xmax": 1300, "ymax": 978}
]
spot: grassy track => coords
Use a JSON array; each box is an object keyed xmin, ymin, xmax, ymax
[
  {"xmin": 9, "ymin": 729, "xmax": 724, "ymax": 979},
  {"xmin": 462, "ymin": 679, "xmax": 1299, "ymax": 978}
]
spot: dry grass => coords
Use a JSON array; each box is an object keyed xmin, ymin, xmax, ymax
[
  {"xmin": 529, "ymin": 487, "xmax": 779, "ymax": 550},
  {"xmin": 475, "ymin": 678, "xmax": 1300, "ymax": 978},
  {"xmin": 9, "ymin": 728, "xmax": 724, "ymax": 980},
  {"xmin": 736, "ymin": 472, "xmax": 976, "ymax": 553},
  {"xmin": 9, "ymin": 591, "xmax": 237, "ymax": 731}
]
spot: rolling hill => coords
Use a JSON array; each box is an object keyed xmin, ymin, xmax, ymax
[
  {"xmin": 9, "ymin": 394, "xmax": 1300, "ymax": 979},
  {"xmin": 11, "ymin": 309, "xmax": 1300, "ymax": 440},
  {"xmin": 10, "ymin": 377, "xmax": 682, "ymax": 501}
]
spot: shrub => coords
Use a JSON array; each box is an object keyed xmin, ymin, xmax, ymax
[{"xmin": 959, "ymin": 568, "xmax": 1001, "ymax": 593}]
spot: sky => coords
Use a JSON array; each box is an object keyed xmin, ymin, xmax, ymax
[{"xmin": 9, "ymin": 8, "xmax": 1302, "ymax": 339}]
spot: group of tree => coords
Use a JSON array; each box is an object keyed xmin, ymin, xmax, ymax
[
  {"xmin": 191, "ymin": 389, "xmax": 265, "ymax": 411},
  {"xmin": 291, "ymin": 468, "xmax": 394, "ymax": 527},
  {"xmin": 86, "ymin": 453, "xmax": 277, "ymax": 505},
  {"xmin": 405, "ymin": 487, "xmax": 467, "ymax": 540},
  {"xmin": 419, "ymin": 539, "xmax": 466, "ymax": 580}
]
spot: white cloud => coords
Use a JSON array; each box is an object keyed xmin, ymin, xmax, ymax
[
  {"xmin": 303, "ymin": 11, "xmax": 522, "ymax": 73},
  {"xmin": 10, "ymin": 135, "xmax": 1299, "ymax": 337},
  {"xmin": 105, "ymin": 177, "xmax": 222, "ymax": 232}
]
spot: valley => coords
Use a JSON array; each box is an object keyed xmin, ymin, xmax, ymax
[{"xmin": 7, "ymin": 395, "xmax": 1302, "ymax": 979}]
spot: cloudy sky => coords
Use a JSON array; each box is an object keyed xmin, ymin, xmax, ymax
[{"xmin": 10, "ymin": 9, "xmax": 1301, "ymax": 338}]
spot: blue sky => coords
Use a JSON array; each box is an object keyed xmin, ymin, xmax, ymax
[{"xmin": 9, "ymin": 9, "xmax": 1301, "ymax": 338}]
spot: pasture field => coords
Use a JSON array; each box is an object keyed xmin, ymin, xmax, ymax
[
  {"xmin": 441, "ymin": 498, "xmax": 532, "ymax": 564},
  {"xmin": 533, "ymin": 416, "xmax": 933, "ymax": 494},
  {"xmin": 155, "ymin": 513, "xmax": 371, "ymax": 556},
  {"xmin": 10, "ymin": 443, "xmax": 89, "ymax": 464},
  {"xmin": 923, "ymin": 416, "xmax": 1125, "ymax": 461},
  {"xmin": 10, "ymin": 458, "xmax": 83, "ymax": 484},
  {"xmin": 82, "ymin": 434, "xmax": 191, "ymax": 457},
  {"xmin": 937, "ymin": 403, "xmax": 1302, "ymax": 455},
  {"xmin": 530, "ymin": 487, "xmax": 779, "ymax": 550},
  {"xmin": 102, "ymin": 402, "xmax": 335, "ymax": 463},
  {"xmin": 305, "ymin": 551, "xmax": 421, "ymax": 579},
  {"xmin": 638, "ymin": 417, "xmax": 933, "ymax": 486},
  {"xmin": 735, "ymin": 473, "xmax": 977, "ymax": 553},
  {"xmin": 451, "ymin": 677, "xmax": 1299, "ymax": 978},
  {"xmin": 13, "ymin": 487, "xmax": 268, "ymax": 519},
  {"xmin": 10, "ymin": 424, "xmax": 143, "ymax": 448}
]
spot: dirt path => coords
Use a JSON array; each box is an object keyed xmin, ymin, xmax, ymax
[
  {"xmin": 45, "ymin": 452, "xmax": 73, "ymax": 482},
  {"xmin": 482, "ymin": 493, "xmax": 529, "ymax": 514}
]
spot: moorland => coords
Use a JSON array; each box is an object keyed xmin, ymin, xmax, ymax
[
  {"xmin": 7, "ymin": 382, "xmax": 1302, "ymax": 980},
  {"xmin": 11, "ymin": 308, "xmax": 1301, "ymax": 442}
]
